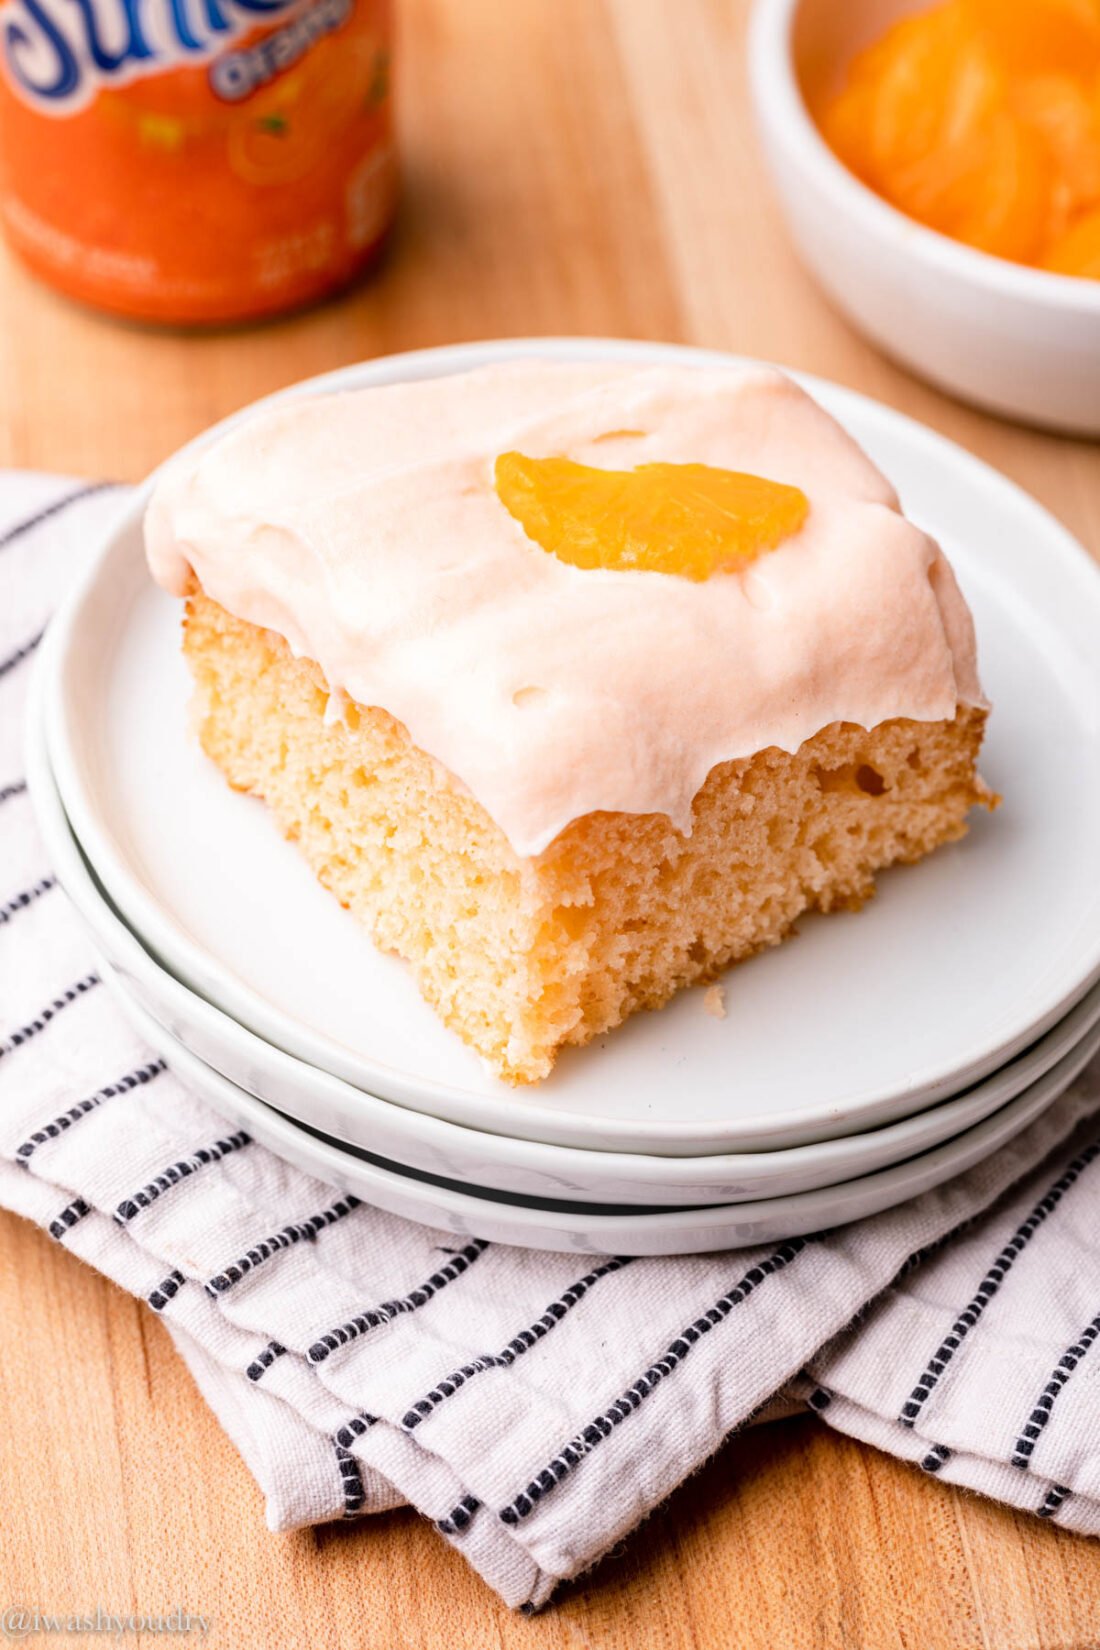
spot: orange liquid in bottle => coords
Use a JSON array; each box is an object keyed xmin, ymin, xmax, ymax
[{"xmin": 0, "ymin": 0, "xmax": 397, "ymax": 323}]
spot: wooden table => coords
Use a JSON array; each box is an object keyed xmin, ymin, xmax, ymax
[{"xmin": 2, "ymin": 3, "xmax": 1099, "ymax": 1644}]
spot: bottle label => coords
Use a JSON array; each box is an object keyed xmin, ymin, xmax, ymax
[{"xmin": 0, "ymin": 0, "xmax": 351, "ymax": 114}]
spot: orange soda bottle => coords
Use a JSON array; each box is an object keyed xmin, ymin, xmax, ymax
[{"xmin": 0, "ymin": 0, "xmax": 397, "ymax": 323}]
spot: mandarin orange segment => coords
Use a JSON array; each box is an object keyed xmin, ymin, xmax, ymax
[
  {"xmin": 886, "ymin": 110, "xmax": 1050, "ymax": 259},
  {"xmin": 963, "ymin": 0, "xmax": 1100, "ymax": 77},
  {"xmin": 494, "ymin": 454, "xmax": 809, "ymax": 581},
  {"xmin": 816, "ymin": 4, "xmax": 1007, "ymax": 205},
  {"xmin": 1013, "ymin": 75, "xmax": 1100, "ymax": 218},
  {"xmin": 864, "ymin": 8, "xmax": 1001, "ymax": 181},
  {"xmin": 1042, "ymin": 205, "xmax": 1100, "ymax": 272},
  {"xmin": 819, "ymin": 80, "xmax": 877, "ymax": 184},
  {"xmin": 818, "ymin": 0, "xmax": 1100, "ymax": 277}
]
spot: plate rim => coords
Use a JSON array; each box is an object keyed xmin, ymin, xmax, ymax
[
  {"xmin": 97, "ymin": 954, "xmax": 1100, "ymax": 1254},
  {"xmin": 39, "ymin": 336, "xmax": 1100, "ymax": 1151}
]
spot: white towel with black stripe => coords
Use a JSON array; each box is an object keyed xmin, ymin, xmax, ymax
[{"xmin": 3, "ymin": 471, "xmax": 1100, "ymax": 1610}]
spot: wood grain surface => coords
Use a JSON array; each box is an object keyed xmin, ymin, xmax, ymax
[{"xmin": 2, "ymin": 2, "xmax": 1099, "ymax": 1645}]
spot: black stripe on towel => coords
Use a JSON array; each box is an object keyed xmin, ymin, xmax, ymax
[
  {"xmin": 16, "ymin": 1058, "xmax": 166, "ymax": 1164},
  {"xmin": 0, "ymin": 973, "xmax": 100, "ymax": 1059},
  {"xmin": 0, "ymin": 481, "xmax": 120, "ymax": 554},
  {"xmin": 48, "ymin": 1197, "xmax": 91, "ymax": 1241},
  {"xmin": 497, "ymin": 1239, "xmax": 809, "ymax": 1527},
  {"xmin": 1012, "ymin": 1311, "xmax": 1100, "ymax": 1470},
  {"xmin": 0, "ymin": 628, "xmax": 44, "ymax": 682},
  {"xmin": 307, "ymin": 1238, "xmax": 490, "ymax": 1364},
  {"xmin": 897, "ymin": 1224, "xmax": 977, "ymax": 1282},
  {"xmin": 0, "ymin": 780, "xmax": 27, "ymax": 807},
  {"xmin": 437, "ymin": 1495, "xmax": 481, "ymax": 1536},
  {"xmin": 334, "ymin": 1412, "xmax": 378, "ymax": 1450},
  {"xmin": 245, "ymin": 1341, "xmax": 287, "ymax": 1383},
  {"xmin": 900, "ymin": 1142, "xmax": 1100, "ymax": 1429},
  {"xmin": 334, "ymin": 1444, "xmax": 367, "ymax": 1517},
  {"xmin": 148, "ymin": 1269, "xmax": 186, "ymax": 1312},
  {"xmin": 205, "ymin": 1194, "xmax": 361, "ymax": 1295},
  {"xmin": 114, "ymin": 1129, "xmax": 251, "ymax": 1223},
  {"xmin": 920, "ymin": 1443, "xmax": 952, "ymax": 1475},
  {"xmin": 402, "ymin": 1256, "xmax": 633, "ymax": 1431},
  {"xmin": 1037, "ymin": 1482, "xmax": 1072, "ymax": 1519},
  {"xmin": 0, "ymin": 876, "xmax": 56, "ymax": 926}
]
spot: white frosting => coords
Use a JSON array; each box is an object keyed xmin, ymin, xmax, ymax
[{"xmin": 145, "ymin": 362, "xmax": 986, "ymax": 857}]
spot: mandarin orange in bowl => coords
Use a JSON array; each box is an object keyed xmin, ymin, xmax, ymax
[
  {"xmin": 749, "ymin": 0, "xmax": 1100, "ymax": 433},
  {"xmin": 818, "ymin": 0, "xmax": 1100, "ymax": 270}
]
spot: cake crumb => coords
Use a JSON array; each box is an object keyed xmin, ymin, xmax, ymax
[{"xmin": 703, "ymin": 984, "xmax": 726, "ymax": 1020}]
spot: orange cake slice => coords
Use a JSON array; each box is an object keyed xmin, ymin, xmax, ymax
[{"xmin": 145, "ymin": 362, "xmax": 993, "ymax": 1085}]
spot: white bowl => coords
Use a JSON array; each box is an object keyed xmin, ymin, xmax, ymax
[{"xmin": 748, "ymin": 0, "xmax": 1100, "ymax": 433}]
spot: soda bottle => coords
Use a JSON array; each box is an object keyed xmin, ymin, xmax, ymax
[{"xmin": 0, "ymin": 0, "xmax": 397, "ymax": 323}]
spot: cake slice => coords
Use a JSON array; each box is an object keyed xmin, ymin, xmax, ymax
[{"xmin": 146, "ymin": 362, "xmax": 993, "ymax": 1085}]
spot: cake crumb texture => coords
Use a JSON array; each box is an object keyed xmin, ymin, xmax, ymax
[
  {"xmin": 183, "ymin": 592, "xmax": 993, "ymax": 1085},
  {"xmin": 703, "ymin": 984, "xmax": 727, "ymax": 1021}
]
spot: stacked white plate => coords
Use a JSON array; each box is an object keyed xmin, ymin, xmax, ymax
[{"xmin": 29, "ymin": 340, "xmax": 1100, "ymax": 1256}]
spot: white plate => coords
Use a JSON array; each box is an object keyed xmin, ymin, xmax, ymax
[
  {"xmin": 97, "ymin": 963, "xmax": 1100, "ymax": 1255},
  {"xmin": 29, "ymin": 683, "xmax": 1100, "ymax": 1203},
  {"xmin": 41, "ymin": 339, "xmax": 1100, "ymax": 1155}
]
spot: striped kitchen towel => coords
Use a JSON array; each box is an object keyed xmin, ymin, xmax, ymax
[{"xmin": 3, "ymin": 471, "xmax": 1100, "ymax": 1610}]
